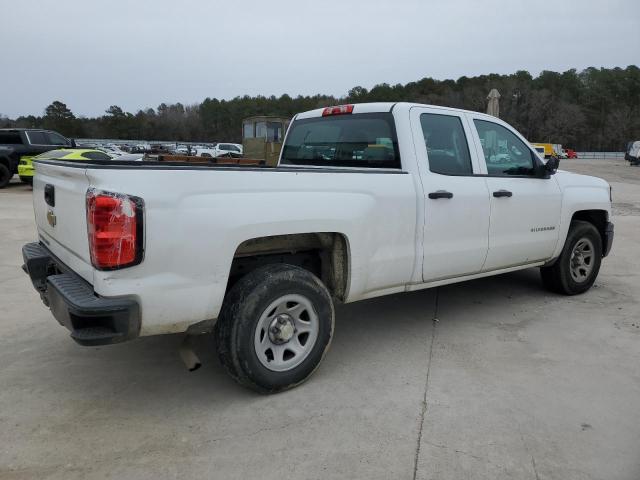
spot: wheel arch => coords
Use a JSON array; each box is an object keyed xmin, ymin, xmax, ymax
[
  {"xmin": 227, "ymin": 232, "xmax": 351, "ymax": 302},
  {"xmin": 571, "ymin": 209, "xmax": 608, "ymax": 255}
]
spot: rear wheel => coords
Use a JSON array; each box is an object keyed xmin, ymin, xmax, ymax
[
  {"xmin": 215, "ymin": 264, "xmax": 334, "ymax": 393},
  {"xmin": 540, "ymin": 220, "xmax": 602, "ymax": 295},
  {"xmin": 0, "ymin": 164, "xmax": 11, "ymax": 188}
]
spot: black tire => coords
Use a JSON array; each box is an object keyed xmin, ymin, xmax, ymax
[
  {"xmin": 0, "ymin": 163, "xmax": 11, "ymax": 188},
  {"xmin": 215, "ymin": 263, "xmax": 335, "ymax": 393},
  {"xmin": 540, "ymin": 220, "xmax": 602, "ymax": 295},
  {"xmin": 19, "ymin": 176, "xmax": 33, "ymax": 185}
]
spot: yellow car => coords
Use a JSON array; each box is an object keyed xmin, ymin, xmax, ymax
[{"xmin": 18, "ymin": 149, "xmax": 113, "ymax": 184}]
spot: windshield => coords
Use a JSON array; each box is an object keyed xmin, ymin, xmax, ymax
[{"xmin": 280, "ymin": 113, "xmax": 400, "ymax": 168}]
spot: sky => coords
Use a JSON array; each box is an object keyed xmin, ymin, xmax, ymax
[{"xmin": 1, "ymin": 0, "xmax": 639, "ymax": 118}]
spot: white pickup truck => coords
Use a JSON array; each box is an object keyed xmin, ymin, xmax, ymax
[{"xmin": 22, "ymin": 102, "xmax": 614, "ymax": 393}]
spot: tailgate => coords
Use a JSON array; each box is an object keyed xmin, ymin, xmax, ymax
[{"xmin": 33, "ymin": 162, "xmax": 94, "ymax": 283}]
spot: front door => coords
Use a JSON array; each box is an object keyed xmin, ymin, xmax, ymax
[
  {"xmin": 469, "ymin": 116, "xmax": 562, "ymax": 271},
  {"xmin": 411, "ymin": 107, "xmax": 491, "ymax": 282}
]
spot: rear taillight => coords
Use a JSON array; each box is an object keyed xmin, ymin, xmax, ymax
[
  {"xmin": 86, "ymin": 190, "xmax": 144, "ymax": 270},
  {"xmin": 322, "ymin": 104, "xmax": 354, "ymax": 116}
]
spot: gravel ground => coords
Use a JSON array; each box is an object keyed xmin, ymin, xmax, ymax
[{"xmin": 0, "ymin": 159, "xmax": 638, "ymax": 480}]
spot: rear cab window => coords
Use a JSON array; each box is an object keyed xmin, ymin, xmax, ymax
[{"xmin": 280, "ymin": 113, "xmax": 401, "ymax": 169}]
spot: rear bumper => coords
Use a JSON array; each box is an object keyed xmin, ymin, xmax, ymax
[
  {"xmin": 603, "ymin": 222, "xmax": 614, "ymax": 257},
  {"xmin": 22, "ymin": 242, "xmax": 140, "ymax": 346}
]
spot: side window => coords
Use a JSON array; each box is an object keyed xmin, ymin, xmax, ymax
[
  {"xmin": 46, "ymin": 132, "xmax": 69, "ymax": 146},
  {"xmin": 26, "ymin": 131, "xmax": 48, "ymax": 144},
  {"xmin": 474, "ymin": 120, "xmax": 536, "ymax": 176},
  {"xmin": 420, "ymin": 113, "xmax": 473, "ymax": 175},
  {"xmin": 243, "ymin": 122, "xmax": 254, "ymax": 138},
  {"xmin": 0, "ymin": 132, "xmax": 23, "ymax": 144}
]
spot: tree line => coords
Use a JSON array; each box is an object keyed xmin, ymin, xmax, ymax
[{"xmin": 1, "ymin": 66, "xmax": 638, "ymax": 151}]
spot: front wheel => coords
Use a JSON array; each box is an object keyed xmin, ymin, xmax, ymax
[
  {"xmin": 215, "ymin": 264, "xmax": 334, "ymax": 393},
  {"xmin": 540, "ymin": 220, "xmax": 602, "ymax": 295}
]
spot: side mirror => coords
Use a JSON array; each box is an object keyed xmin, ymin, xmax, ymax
[
  {"xmin": 69, "ymin": 138, "xmax": 77, "ymax": 148},
  {"xmin": 545, "ymin": 156, "xmax": 560, "ymax": 174}
]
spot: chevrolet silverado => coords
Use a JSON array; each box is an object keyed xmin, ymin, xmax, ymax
[{"xmin": 22, "ymin": 103, "xmax": 614, "ymax": 393}]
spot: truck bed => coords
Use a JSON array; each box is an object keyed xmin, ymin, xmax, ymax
[{"xmin": 31, "ymin": 158, "xmax": 418, "ymax": 336}]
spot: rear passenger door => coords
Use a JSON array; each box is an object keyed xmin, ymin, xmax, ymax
[
  {"xmin": 410, "ymin": 107, "xmax": 491, "ymax": 281},
  {"xmin": 467, "ymin": 115, "xmax": 562, "ymax": 271}
]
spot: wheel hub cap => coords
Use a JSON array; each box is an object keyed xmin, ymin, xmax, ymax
[
  {"xmin": 269, "ymin": 314, "xmax": 296, "ymax": 344},
  {"xmin": 254, "ymin": 294, "xmax": 320, "ymax": 372},
  {"xmin": 570, "ymin": 237, "xmax": 595, "ymax": 283}
]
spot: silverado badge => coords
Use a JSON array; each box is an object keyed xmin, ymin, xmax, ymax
[{"xmin": 47, "ymin": 210, "xmax": 57, "ymax": 227}]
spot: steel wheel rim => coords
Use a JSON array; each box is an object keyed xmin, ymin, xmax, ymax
[
  {"xmin": 570, "ymin": 237, "xmax": 595, "ymax": 283},
  {"xmin": 254, "ymin": 294, "xmax": 319, "ymax": 372}
]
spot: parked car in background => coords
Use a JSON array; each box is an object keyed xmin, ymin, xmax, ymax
[
  {"xmin": 563, "ymin": 148, "xmax": 578, "ymax": 159},
  {"xmin": 553, "ymin": 144, "xmax": 567, "ymax": 158},
  {"xmin": 131, "ymin": 143, "xmax": 151, "ymax": 153},
  {"xmin": 174, "ymin": 145, "xmax": 197, "ymax": 155},
  {"xmin": 533, "ymin": 146, "xmax": 546, "ymax": 159},
  {"xmin": 195, "ymin": 148, "xmax": 217, "ymax": 158},
  {"xmin": 18, "ymin": 149, "xmax": 112, "ymax": 184},
  {"xmin": 22, "ymin": 102, "xmax": 614, "ymax": 393},
  {"xmin": 626, "ymin": 141, "xmax": 640, "ymax": 166},
  {"xmin": 197, "ymin": 143, "xmax": 243, "ymax": 158},
  {"xmin": 99, "ymin": 145, "xmax": 127, "ymax": 158},
  {"xmin": 531, "ymin": 143, "xmax": 555, "ymax": 159},
  {"xmin": 113, "ymin": 153, "xmax": 145, "ymax": 162},
  {"xmin": 215, "ymin": 143, "xmax": 243, "ymax": 157},
  {"xmin": 0, "ymin": 128, "xmax": 75, "ymax": 188}
]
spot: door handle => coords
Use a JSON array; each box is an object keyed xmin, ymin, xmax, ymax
[
  {"xmin": 493, "ymin": 190, "xmax": 513, "ymax": 198},
  {"xmin": 428, "ymin": 190, "xmax": 454, "ymax": 200}
]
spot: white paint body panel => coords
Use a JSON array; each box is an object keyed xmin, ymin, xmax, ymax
[
  {"xmin": 86, "ymin": 168, "xmax": 417, "ymax": 335},
  {"xmin": 32, "ymin": 163, "xmax": 94, "ymax": 284},
  {"xmin": 30, "ymin": 103, "xmax": 612, "ymax": 336}
]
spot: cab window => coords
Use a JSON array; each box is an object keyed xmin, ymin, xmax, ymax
[
  {"xmin": 46, "ymin": 132, "xmax": 69, "ymax": 146},
  {"xmin": 474, "ymin": 120, "xmax": 537, "ymax": 176},
  {"xmin": 281, "ymin": 113, "xmax": 400, "ymax": 169},
  {"xmin": 26, "ymin": 131, "xmax": 48, "ymax": 145},
  {"xmin": 420, "ymin": 114, "xmax": 473, "ymax": 175}
]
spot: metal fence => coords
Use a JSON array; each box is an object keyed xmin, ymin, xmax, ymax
[{"xmin": 576, "ymin": 152, "xmax": 625, "ymax": 159}]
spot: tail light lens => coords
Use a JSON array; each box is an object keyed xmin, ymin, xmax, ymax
[{"xmin": 86, "ymin": 190, "xmax": 144, "ymax": 270}]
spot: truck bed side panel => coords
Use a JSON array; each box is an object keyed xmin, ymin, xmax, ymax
[{"xmin": 84, "ymin": 167, "xmax": 418, "ymax": 335}]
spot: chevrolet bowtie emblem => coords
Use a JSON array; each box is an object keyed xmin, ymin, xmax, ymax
[{"xmin": 47, "ymin": 210, "xmax": 57, "ymax": 227}]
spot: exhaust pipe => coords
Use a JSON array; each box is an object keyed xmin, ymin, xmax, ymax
[{"xmin": 179, "ymin": 335, "xmax": 202, "ymax": 371}]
